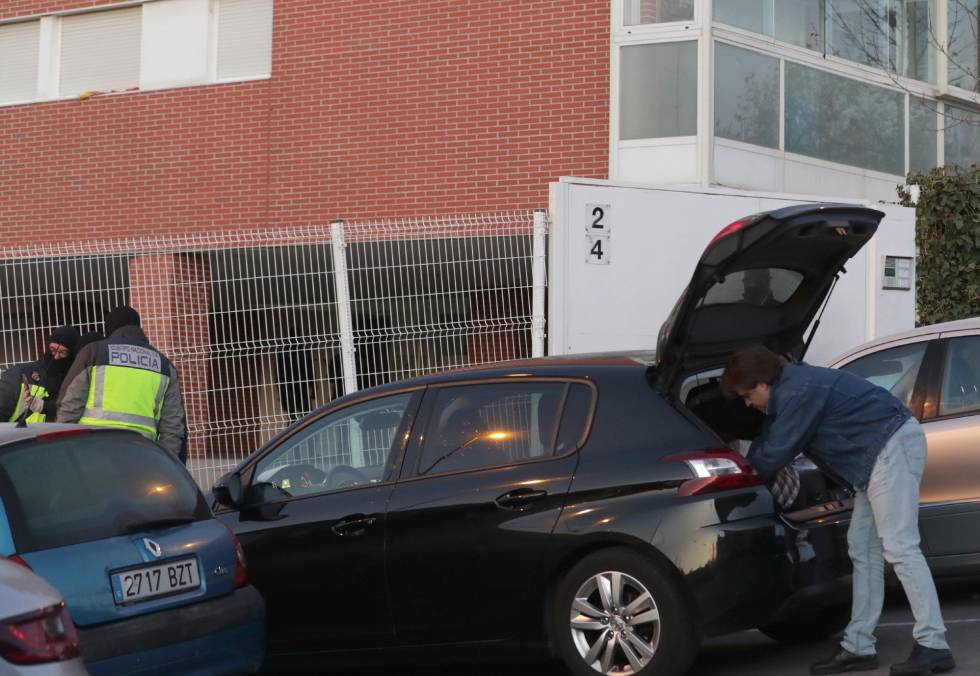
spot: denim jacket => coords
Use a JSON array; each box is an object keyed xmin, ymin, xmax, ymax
[{"xmin": 747, "ymin": 362, "xmax": 912, "ymax": 490}]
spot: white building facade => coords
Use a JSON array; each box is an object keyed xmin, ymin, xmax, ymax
[{"xmin": 611, "ymin": 0, "xmax": 980, "ymax": 201}]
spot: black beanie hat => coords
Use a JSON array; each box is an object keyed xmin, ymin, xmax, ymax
[
  {"xmin": 46, "ymin": 325, "xmax": 79, "ymax": 354},
  {"xmin": 76, "ymin": 331, "xmax": 104, "ymax": 354},
  {"xmin": 104, "ymin": 305, "xmax": 141, "ymax": 336}
]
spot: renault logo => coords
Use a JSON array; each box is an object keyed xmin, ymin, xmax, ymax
[{"xmin": 142, "ymin": 538, "xmax": 163, "ymax": 559}]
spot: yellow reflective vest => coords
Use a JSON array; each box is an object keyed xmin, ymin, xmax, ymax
[
  {"xmin": 78, "ymin": 340, "xmax": 171, "ymax": 439},
  {"xmin": 9, "ymin": 382, "xmax": 49, "ymax": 423}
]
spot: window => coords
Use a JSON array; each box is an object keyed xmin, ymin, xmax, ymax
[
  {"xmin": 703, "ymin": 268, "xmax": 804, "ymax": 306},
  {"xmin": 785, "ymin": 62, "xmax": 905, "ymax": 174},
  {"xmin": 839, "ymin": 341, "xmax": 928, "ymax": 407},
  {"xmin": 715, "ymin": 0, "xmax": 823, "ymax": 50},
  {"xmin": 940, "ymin": 336, "xmax": 980, "ymax": 416},
  {"xmin": 909, "ymin": 97, "xmax": 938, "ymax": 172},
  {"xmin": 417, "ymin": 383, "xmax": 565, "ymax": 476},
  {"xmin": 0, "ymin": 432, "xmax": 209, "ymax": 553},
  {"xmin": 620, "ymin": 41, "xmax": 698, "ymax": 140},
  {"xmin": 254, "ymin": 392, "xmax": 414, "ymax": 497},
  {"xmin": 217, "ymin": 0, "xmax": 274, "ymax": 80},
  {"xmin": 714, "ymin": 43, "xmax": 780, "ymax": 148},
  {"xmin": 944, "ymin": 104, "xmax": 980, "ymax": 168},
  {"xmin": 0, "ymin": 21, "xmax": 40, "ymax": 104},
  {"xmin": 555, "ymin": 384, "xmax": 595, "ymax": 453},
  {"xmin": 60, "ymin": 7, "xmax": 142, "ymax": 98},
  {"xmin": 624, "ymin": 0, "xmax": 694, "ymax": 25},
  {"xmin": 948, "ymin": 0, "xmax": 979, "ymax": 92}
]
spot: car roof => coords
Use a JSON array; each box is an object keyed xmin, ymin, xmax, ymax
[
  {"xmin": 0, "ymin": 422, "xmax": 134, "ymax": 447},
  {"xmin": 829, "ymin": 316, "xmax": 980, "ymax": 365}
]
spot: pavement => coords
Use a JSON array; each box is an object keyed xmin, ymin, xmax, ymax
[{"xmin": 307, "ymin": 580, "xmax": 980, "ymax": 676}]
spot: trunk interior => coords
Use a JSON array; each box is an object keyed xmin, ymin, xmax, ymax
[{"xmin": 680, "ymin": 372, "xmax": 854, "ymax": 524}]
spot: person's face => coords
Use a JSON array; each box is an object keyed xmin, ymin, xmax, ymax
[
  {"xmin": 48, "ymin": 342, "xmax": 70, "ymax": 360},
  {"xmin": 736, "ymin": 382, "xmax": 770, "ymax": 412}
]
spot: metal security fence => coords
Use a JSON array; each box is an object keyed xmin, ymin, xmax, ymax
[{"xmin": 0, "ymin": 211, "xmax": 547, "ymax": 488}]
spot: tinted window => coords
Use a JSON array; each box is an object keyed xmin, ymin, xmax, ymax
[
  {"xmin": 714, "ymin": 43, "xmax": 779, "ymax": 149},
  {"xmin": 254, "ymin": 392, "xmax": 414, "ymax": 497},
  {"xmin": 0, "ymin": 432, "xmax": 208, "ymax": 553},
  {"xmin": 620, "ymin": 42, "xmax": 698, "ymax": 140},
  {"xmin": 703, "ymin": 268, "xmax": 803, "ymax": 306},
  {"xmin": 418, "ymin": 383, "xmax": 565, "ymax": 476},
  {"xmin": 555, "ymin": 384, "xmax": 594, "ymax": 454},
  {"xmin": 840, "ymin": 341, "xmax": 928, "ymax": 407},
  {"xmin": 940, "ymin": 337, "xmax": 980, "ymax": 417}
]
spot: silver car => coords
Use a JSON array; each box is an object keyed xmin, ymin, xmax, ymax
[
  {"xmin": 829, "ymin": 317, "xmax": 980, "ymax": 576},
  {"xmin": 0, "ymin": 558, "xmax": 88, "ymax": 676}
]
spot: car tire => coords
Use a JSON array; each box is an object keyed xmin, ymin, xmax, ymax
[
  {"xmin": 551, "ymin": 548, "xmax": 697, "ymax": 676},
  {"xmin": 758, "ymin": 603, "xmax": 850, "ymax": 644}
]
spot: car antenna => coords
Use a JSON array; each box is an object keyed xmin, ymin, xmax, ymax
[{"xmin": 800, "ymin": 270, "xmax": 842, "ymax": 362}]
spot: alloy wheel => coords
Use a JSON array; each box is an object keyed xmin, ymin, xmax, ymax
[{"xmin": 568, "ymin": 570, "xmax": 661, "ymax": 675}]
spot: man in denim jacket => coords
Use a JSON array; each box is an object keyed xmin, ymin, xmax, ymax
[{"xmin": 721, "ymin": 345, "xmax": 953, "ymax": 676}]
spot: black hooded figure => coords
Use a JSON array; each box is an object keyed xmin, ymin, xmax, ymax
[{"xmin": 0, "ymin": 325, "xmax": 80, "ymax": 422}]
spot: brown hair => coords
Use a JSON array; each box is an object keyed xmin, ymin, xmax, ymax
[{"xmin": 720, "ymin": 345, "xmax": 788, "ymax": 398}]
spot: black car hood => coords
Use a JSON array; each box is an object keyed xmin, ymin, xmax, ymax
[{"xmin": 656, "ymin": 203, "xmax": 884, "ymax": 393}]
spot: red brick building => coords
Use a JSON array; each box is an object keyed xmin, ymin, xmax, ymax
[{"xmin": 0, "ymin": 0, "xmax": 610, "ymax": 246}]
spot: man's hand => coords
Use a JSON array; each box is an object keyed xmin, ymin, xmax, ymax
[{"xmin": 24, "ymin": 390, "xmax": 45, "ymax": 414}]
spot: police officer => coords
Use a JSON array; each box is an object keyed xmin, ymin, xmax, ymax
[
  {"xmin": 58, "ymin": 306, "xmax": 188, "ymax": 462},
  {"xmin": 0, "ymin": 325, "xmax": 80, "ymax": 423}
]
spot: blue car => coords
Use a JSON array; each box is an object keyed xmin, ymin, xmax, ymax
[{"xmin": 0, "ymin": 423, "xmax": 265, "ymax": 675}]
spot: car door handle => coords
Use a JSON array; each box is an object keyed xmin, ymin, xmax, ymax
[
  {"xmin": 494, "ymin": 488, "xmax": 549, "ymax": 510},
  {"xmin": 331, "ymin": 515, "xmax": 377, "ymax": 536}
]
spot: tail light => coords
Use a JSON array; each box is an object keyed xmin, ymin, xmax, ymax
[
  {"xmin": 221, "ymin": 524, "xmax": 248, "ymax": 588},
  {"xmin": 7, "ymin": 555, "xmax": 31, "ymax": 570},
  {"xmin": 663, "ymin": 448, "xmax": 763, "ymax": 497},
  {"xmin": 706, "ymin": 216, "xmax": 756, "ymax": 250},
  {"xmin": 0, "ymin": 603, "xmax": 80, "ymax": 665}
]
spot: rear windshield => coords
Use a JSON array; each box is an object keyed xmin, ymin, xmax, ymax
[
  {"xmin": 0, "ymin": 432, "xmax": 209, "ymax": 553},
  {"xmin": 702, "ymin": 268, "xmax": 803, "ymax": 306}
]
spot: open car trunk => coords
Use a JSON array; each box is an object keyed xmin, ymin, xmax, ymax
[{"xmin": 681, "ymin": 373, "xmax": 854, "ymax": 524}]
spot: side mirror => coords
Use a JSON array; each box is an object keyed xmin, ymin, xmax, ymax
[{"xmin": 213, "ymin": 472, "xmax": 243, "ymax": 508}]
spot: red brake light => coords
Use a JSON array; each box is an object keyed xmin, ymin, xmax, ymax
[
  {"xmin": 7, "ymin": 555, "xmax": 31, "ymax": 570},
  {"xmin": 35, "ymin": 429, "xmax": 93, "ymax": 441},
  {"xmin": 0, "ymin": 603, "xmax": 80, "ymax": 665},
  {"xmin": 706, "ymin": 216, "xmax": 755, "ymax": 250},
  {"xmin": 662, "ymin": 448, "xmax": 763, "ymax": 497},
  {"xmin": 221, "ymin": 524, "xmax": 248, "ymax": 589}
]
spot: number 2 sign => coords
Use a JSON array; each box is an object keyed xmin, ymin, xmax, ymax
[{"xmin": 585, "ymin": 203, "xmax": 611, "ymax": 265}]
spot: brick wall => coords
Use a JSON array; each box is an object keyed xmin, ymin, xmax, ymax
[{"xmin": 0, "ymin": 0, "xmax": 609, "ymax": 244}]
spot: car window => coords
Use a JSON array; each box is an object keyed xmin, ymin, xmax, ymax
[
  {"xmin": 839, "ymin": 341, "xmax": 928, "ymax": 407},
  {"xmin": 940, "ymin": 336, "xmax": 980, "ymax": 417},
  {"xmin": 254, "ymin": 391, "xmax": 414, "ymax": 497},
  {"xmin": 417, "ymin": 383, "xmax": 565, "ymax": 477},
  {"xmin": 702, "ymin": 268, "xmax": 803, "ymax": 306},
  {"xmin": 0, "ymin": 432, "xmax": 208, "ymax": 554}
]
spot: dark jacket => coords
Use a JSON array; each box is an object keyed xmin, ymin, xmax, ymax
[
  {"xmin": 0, "ymin": 356, "xmax": 70, "ymax": 421},
  {"xmin": 57, "ymin": 326, "xmax": 187, "ymax": 460},
  {"xmin": 747, "ymin": 362, "xmax": 912, "ymax": 490}
]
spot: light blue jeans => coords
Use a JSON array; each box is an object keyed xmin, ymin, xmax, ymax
[{"xmin": 841, "ymin": 417, "xmax": 949, "ymax": 656}]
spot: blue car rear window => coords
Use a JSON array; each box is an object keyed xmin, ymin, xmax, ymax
[{"xmin": 0, "ymin": 432, "xmax": 209, "ymax": 553}]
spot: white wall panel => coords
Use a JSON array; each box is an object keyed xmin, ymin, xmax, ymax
[
  {"xmin": 618, "ymin": 142, "xmax": 698, "ymax": 184},
  {"xmin": 713, "ymin": 142, "xmax": 783, "ymax": 191}
]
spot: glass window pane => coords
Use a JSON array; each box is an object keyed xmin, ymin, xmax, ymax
[
  {"xmin": 0, "ymin": 433, "xmax": 208, "ymax": 553},
  {"xmin": 418, "ymin": 383, "xmax": 565, "ymax": 476},
  {"xmin": 624, "ymin": 0, "xmax": 694, "ymax": 25},
  {"xmin": 944, "ymin": 105, "xmax": 980, "ymax": 167},
  {"xmin": 839, "ymin": 341, "xmax": 928, "ymax": 407},
  {"xmin": 948, "ymin": 0, "xmax": 979, "ymax": 92},
  {"xmin": 909, "ymin": 97, "xmax": 938, "ymax": 173},
  {"xmin": 774, "ymin": 0, "xmax": 824, "ymax": 50},
  {"xmin": 899, "ymin": 0, "xmax": 937, "ymax": 83},
  {"xmin": 785, "ymin": 62, "xmax": 905, "ymax": 174},
  {"xmin": 826, "ymin": 0, "xmax": 894, "ymax": 70},
  {"xmin": 620, "ymin": 42, "xmax": 698, "ymax": 140},
  {"xmin": 940, "ymin": 336, "xmax": 980, "ymax": 416},
  {"xmin": 703, "ymin": 268, "xmax": 804, "ymax": 306},
  {"xmin": 714, "ymin": 0, "xmax": 771, "ymax": 34},
  {"xmin": 60, "ymin": 7, "xmax": 141, "ymax": 98},
  {"xmin": 254, "ymin": 392, "xmax": 414, "ymax": 497},
  {"xmin": 714, "ymin": 43, "xmax": 780, "ymax": 148},
  {"xmin": 0, "ymin": 21, "xmax": 39, "ymax": 104}
]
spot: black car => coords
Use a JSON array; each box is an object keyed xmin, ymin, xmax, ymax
[{"xmin": 213, "ymin": 203, "xmax": 884, "ymax": 676}]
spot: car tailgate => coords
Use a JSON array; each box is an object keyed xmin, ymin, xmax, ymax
[{"xmin": 22, "ymin": 519, "xmax": 237, "ymax": 627}]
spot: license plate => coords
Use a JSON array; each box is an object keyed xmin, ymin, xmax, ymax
[{"xmin": 110, "ymin": 557, "xmax": 200, "ymax": 605}]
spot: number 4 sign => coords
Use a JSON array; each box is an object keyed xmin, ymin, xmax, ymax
[{"xmin": 585, "ymin": 203, "xmax": 611, "ymax": 265}]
